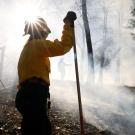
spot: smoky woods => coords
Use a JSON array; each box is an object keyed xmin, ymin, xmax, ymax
[
  {"xmin": 0, "ymin": 0, "xmax": 135, "ymax": 135},
  {"xmin": 0, "ymin": 88, "xmax": 115, "ymax": 135}
]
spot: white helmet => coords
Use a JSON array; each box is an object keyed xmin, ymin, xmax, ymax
[{"xmin": 24, "ymin": 17, "xmax": 51, "ymax": 37}]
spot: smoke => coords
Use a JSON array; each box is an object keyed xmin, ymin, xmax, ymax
[
  {"xmin": 0, "ymin": 0, "xmax": 135, "ymax": 135},
  {"xmin": 50, "ymin": 80, "xmax": 135, "ymax": 135},
  {"xmin": 82, "ymin": 84, "xmax": 135, "ymax": 135},
  {"xmin": 51, "ymin": 0, "xmax": 135, "ymax": 135},
  {"xmin": 0, "ymin": 0, "xmax": 77, "ymax": 89}
]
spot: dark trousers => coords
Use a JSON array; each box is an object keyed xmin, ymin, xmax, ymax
[{"xmin": 15, "ymin": 81, "xmax": 51, "ymax": 135}]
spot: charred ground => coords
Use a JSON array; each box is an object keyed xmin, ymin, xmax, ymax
[{"xmin": 0, "ymin": 88, "xmax": 114, "ymax": 135}]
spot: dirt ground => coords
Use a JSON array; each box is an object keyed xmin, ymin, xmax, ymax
[{"xmin": 0, "ymin": 88, "xmax": 114, "ymax": 135}]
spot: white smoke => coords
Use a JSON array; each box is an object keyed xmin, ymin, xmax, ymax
[
  {"xmin": 51, "ymin": 0, "xmax": 135, "ymax": 135},
  {"xmin": 51, "ymin": 80, "xmax": 135, "ymax": 135},
  {"xmin": 0, "ymin": 0, "xmax": 135, "ymax": 135}
]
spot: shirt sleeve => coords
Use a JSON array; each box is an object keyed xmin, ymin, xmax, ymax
[{"xmin": 33, "ymin": 23, "xmax": 74, "ymax": 57}]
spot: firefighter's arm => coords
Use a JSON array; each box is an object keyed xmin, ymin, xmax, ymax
[
  {"xmin": 35, "ymin": 11, "xmax": 77, "ymax": 57},
  {"xmin": 40, "ymin": 23, "xmax": 74, "ymax": 57}
]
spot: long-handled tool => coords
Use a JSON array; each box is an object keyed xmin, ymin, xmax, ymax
[{"xmin": 73, "ymin": 24, "xmax": 85, "ymax": 135}]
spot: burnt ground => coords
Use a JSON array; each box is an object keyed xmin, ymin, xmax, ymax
[{"xmin": 0, "ymin": 88, "xmax": 114, "ymax": 135}]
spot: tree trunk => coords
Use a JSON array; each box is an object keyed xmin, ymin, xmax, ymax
[
  {"xmin": 99, "ymin": 7, "xmax": 108, "ymax": 83},
  {"xmin": 82, "ymin": 0, "xmax": 94, "ymax": 74},
  {"xmin": 0, "ymin": 46, "xmax": 5, "ymax": 78}
]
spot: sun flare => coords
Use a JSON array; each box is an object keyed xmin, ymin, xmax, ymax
[
  {"xmin": 25, "ymin": 15, "xmax": 38, "ymax": 24},
  {"xmin": 13, "ymin": 1, "xmax": 41, "ymax": 35}
]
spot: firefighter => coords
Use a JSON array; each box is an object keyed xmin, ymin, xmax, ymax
[{"xmin": 15, "ymin": 11, "xmax": 77, "ymax": 135}]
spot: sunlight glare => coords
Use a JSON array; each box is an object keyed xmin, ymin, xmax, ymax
[
  {"xmin": 24, "ymin": 11, "xmax": 39, "ymax": 24},
  {"xmin": 15, "ymin": 1, "xmax": 41, "ymax": 26}
]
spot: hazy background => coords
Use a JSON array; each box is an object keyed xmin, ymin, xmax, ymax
[
  {"xmin": 0, "ymin": 0, "xmax": 134, "ymax": 86},
  {"xmin": 0, "ymin": 0, "xmax": 135, "ymax": 135}
]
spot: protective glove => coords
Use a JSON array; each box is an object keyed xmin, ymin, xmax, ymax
[{"xmin": 63, "ymin": 11, "xmax": 77, "ymax": 27}]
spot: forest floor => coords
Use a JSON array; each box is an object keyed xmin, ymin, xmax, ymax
[{"xmin": 0, "ymin": 88, "xmax": 115, "ymax": 135}]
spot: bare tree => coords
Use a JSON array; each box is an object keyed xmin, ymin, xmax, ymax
[
  {"xmin": 81, "ymin": 0, "xmax": 94, "ymax": 74},
  {"xmin": 98, "ymin": 6, "xmax": 108, "ymax": 83},
  {"xmin": 0, "ymin": 45, "xmax": 5, "ymax": 89},
  {"xmin": 130, "ymin": 1, "xmax": 135, "ymax": 39}
]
